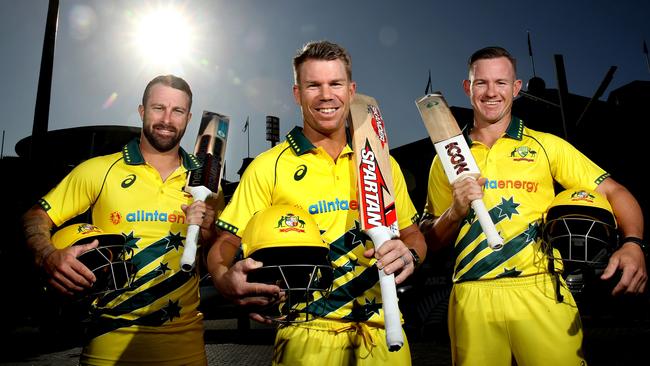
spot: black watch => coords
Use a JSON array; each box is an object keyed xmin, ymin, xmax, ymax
[
  {"xmin": 621, "ymin": 236, "xmax": 648, "ymax": 256},
  {"xmin": 409, "ymin": 248, "xmax": 421, "ymax": 267}
]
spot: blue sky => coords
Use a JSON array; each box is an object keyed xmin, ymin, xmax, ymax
[{"xmin": 1, "ymin": 0, "xmax": 648, "ymax": 180}]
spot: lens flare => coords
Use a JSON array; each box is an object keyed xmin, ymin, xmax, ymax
[{"xmin": 102, "ymin": 92, "xmax": 118, "ymax": 109}]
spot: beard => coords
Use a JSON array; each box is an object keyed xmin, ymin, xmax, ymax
[{"xmin": 143, "ymin": 121, "xmax": 186, "ymax": 153}]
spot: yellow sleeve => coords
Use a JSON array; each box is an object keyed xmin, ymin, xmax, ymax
[
  {"xmin": 40, "ymin": 156, "xmax": 110, "ymax": 226},
  {"xmin": 544, "ymin": 133, "xmax": 609, "ymax": 190},
  {"xmin": 389, "ymin": 156, "xmax": 419, "ymax": 228},
  {"xmin": 217, "ymin": 155, "xmax": 274, "ymax": 236},
  {"xmin": 423, "ymin": 155, "xmax": 453, "ymax": 218}
]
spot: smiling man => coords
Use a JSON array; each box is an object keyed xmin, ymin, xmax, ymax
[
  {"xmin": 22, "ymin": 75, "xmax": 218, "ymax": 365},
  {"xmin": 420, "ymin": 46, "xmax": 647, "ymax": 365},
  {"xmin": 207, "ymin": 40, "xmax": 426, "ymax": 365}
]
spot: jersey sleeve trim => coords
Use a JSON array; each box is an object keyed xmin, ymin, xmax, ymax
[{"xmin": 216, "ymin": 219, "xmax": 239, "ymax": 236}]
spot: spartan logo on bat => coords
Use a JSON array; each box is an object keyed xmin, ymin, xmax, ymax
[
  {"xmin": 358, "ymin": 140, "xmax": 397, "ymax": 228},
  {"xmin": 368, "ymin": 105, "xmax": 388, "ymax": 148}
]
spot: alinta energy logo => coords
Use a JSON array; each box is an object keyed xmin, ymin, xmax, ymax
[
  {"xmin": 110, "ymin": 211, "xmax": 122, "ymax": 225},
  {"xmin": 121, "ymin": 174, "xmax": 137, "ymax": 188},
  {"xmin": 509, "ymin": 146, "xmax": 537, "ymax": 162},
  {"xmin": 484, "ymin": 178, "xmax": 539, "ymax": 193},
  {"xmin": 275, "ymin": 212, "xmax": 306, "ymax": 233},
  {"xmin": 109, "ymin": 209, "xmax": 186, "ymax": 224},
  {"xmin": 308, "ymin": 198, "xmax": 359, "ymax": 215}
]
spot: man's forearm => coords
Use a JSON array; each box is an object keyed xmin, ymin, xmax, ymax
[
  {"xmin": 419, "ymin": 209, "xmax": 462, "ymax": 253},
  {"xmin": 400, "ymin": 223, "xmax": 427, "ymax": 263},
  {"xmin": 206, "ymin": 230, "xmax": 241, "ymax": 288},
  {"xmin": 22, "ymin": 206, "xmax": 55, "ymax": 267}
]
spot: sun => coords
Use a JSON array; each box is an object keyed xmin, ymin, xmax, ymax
[{"xmin": 130, "ymin": 5, "xmax": 195, "ymax": 71}]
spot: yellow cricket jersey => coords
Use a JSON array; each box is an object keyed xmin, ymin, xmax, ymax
[
  {"xmin": 40, "ymin": 139, "xmax": 207, "ymax": 365},
  {"xmin": 424, "ymin": 117, "xmax": 609, "ymax": 282},
  {"xmin": 218, "ymin": 126, "xmax": 419, "ymax": 327}
]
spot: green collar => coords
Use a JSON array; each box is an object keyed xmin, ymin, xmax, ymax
[
  {"xmin": 286, "ymin": 126, "xmax": 315, "ymax": 156},
  {"xmin": 285, "ymin": 126, "xmax": 354, "ymax": 156},
  {"xmin": 463, "ymin": 116, "xmax": 525, "ymax": 143},
  {"xmin": 504, "ymin": 116, "xmax": 525, "ymax": 140},
  {"xmin": 122, "ymin": 138, "xmax": 200, "ymax": 170}
]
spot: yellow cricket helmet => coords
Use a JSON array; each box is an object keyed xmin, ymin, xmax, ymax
[
  {"xmin": 241, "ymin": 204, "xmax": 328, "ymax": 258},
  {"xmin": 51, "ymin": 223, "xmax": 135, "ymax": 297},
  {"xmin": 241, "ymin": 205, "xmax": 333, "ymax": 323},
  {"xmin": 545, "ymin": 189, "xmax": 616, "ymax": 228},
  {"xmin": 542, "ymin": 189, "xmax": 618, "ymax": 295}
]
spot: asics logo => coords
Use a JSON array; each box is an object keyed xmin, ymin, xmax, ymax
[
  {"xmin": 121, "ymin": 174, "xmax": 137, "ymax": 188},
  {"xmin": 294, "ymin": 165, "xmax": 307, "ymax": 181}
]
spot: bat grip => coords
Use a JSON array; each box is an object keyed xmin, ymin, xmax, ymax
[
  {"xmin": 365, "ymin": 226, "xmax": 404, "ymax": 352},
  {"xmin": 180, "ymin": 186, "xmax": 213, "ymax": 272},
  {"xmin": 470, "ymin": 199, "xmax": 504, "ymax": 251}
]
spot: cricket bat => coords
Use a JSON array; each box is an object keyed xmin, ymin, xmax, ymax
[
  {"xmin": 415, "ymin": 92, "xmax": 503, "ymax": 250},
  {"xmin": 349, "ymin": 93, "xmax": 403, "ymax": 351},
  {"xmin": 181, "ymin": 111, "xmax": 229, "ymax": 271}
]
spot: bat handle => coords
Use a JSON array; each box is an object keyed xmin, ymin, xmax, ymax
[
  {"xmin": 470, "ymin": 199, "xmax": 504, "ymax": 251},
  {"xmin": 180, "ymin": 186, "xmax": 213, "ymax": 272},
  {"xmin": 366, "ymin": 226, "xmax": 404, "ymax": 352}
]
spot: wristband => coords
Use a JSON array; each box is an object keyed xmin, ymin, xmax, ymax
[
  {"xmin": 409, "ymin": 248, "xmax": 421, "ymax": 267},
  {"xmin": 621, "ymin": 236, "xmax": 648, "ymax": 256}
]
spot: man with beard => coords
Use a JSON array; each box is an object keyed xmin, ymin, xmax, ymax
[{"xmin": 22, "ymin": 75, "xmax": 218, "ymax": 365}]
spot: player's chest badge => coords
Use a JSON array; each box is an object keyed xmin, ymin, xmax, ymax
[{"xmin": 509, "ymin": 146, "xmax": 537, "ymax": 162}]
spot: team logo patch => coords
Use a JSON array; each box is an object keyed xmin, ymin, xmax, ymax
[
  {"xmin": 425, "ymin": 100, "xmax": 440, "ymax": 108},
  {"xmin": 275, "ymin": 213, "xmax": 306, "ymax": 233},
  {"xmin": 509, "ymin": 146, "xmax": 537, "ymax": 162},
  {"xmin": 77, "ymin": 223, "xmax": 102, "ymax": 235},
  {"xmin": 294, "ymin": 164, "xmax": 307, "ymax": 181},
  {"xmin": 121, "ymin": 174, "xmax": 137, "ymax": 188},
  {"xmin": 570, "ymin": 190, "xmax": 595, "ymax": 203}
]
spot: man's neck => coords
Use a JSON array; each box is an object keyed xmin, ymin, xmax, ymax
[
  {"xmin": 303, "ymin": 127, "xmax": 347, "ymax": 161},
  {"xmin": 140, "ymin": 141, "xmax": 181, "ymax": 181},
  {"xmin": 469, "ymin": 115, "xmax": 511, "ymax": 148}
]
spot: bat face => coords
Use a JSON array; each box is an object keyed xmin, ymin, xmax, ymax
[
  {"xmin": 358, "ymin": 139, "xmax": 397, "ymax": 228},
  {"xmin": 415, "ymin": 93, "xmax": 462, "ymax": 144},
  {"xmin": 185, "ymin": 111, "xmax": 229, "ymax": 193},
  {"xmin": 416, "ymin": 92, "xmax": 504, "ymax": 250},
  {"xmin": 349, "ymin": 94, "xmax": 398, "ymax": 235},
  {"xmin": 350, "ymin": 94, "xmax": 405, "ymax": 350},
  {"xmin": 416, "ymin": 92, "xmax": 480, "ymax": 182}
]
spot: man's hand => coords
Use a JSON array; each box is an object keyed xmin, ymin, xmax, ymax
[
  {"xmin": 43, "ymin": 239, "xmax": 98, "ymax": 296},
  {"xmin": 364, "ymin": 224, "xmax": 426, "ymax": 285},
  {"xmin": 212, "ymin": 257, "xmax": 283, "ymax": 323},
  {"xmin": 182, "ymin": 199, "xmax": 217, "ymax": 243},
  {"xmin": 216, "ymin": 258, "xmax": 283, "ymax": 305},
  {"xmin": 601, "ymin": 242, "xmax": 647, "ymax": 295},
  {"xmin": 449, "ymin": 177, "xmax": 487, "ymax": 222},
  {"xmin": 365, "ymin": 239, "xmax": 414, "ymax": 284}
]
